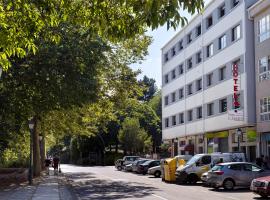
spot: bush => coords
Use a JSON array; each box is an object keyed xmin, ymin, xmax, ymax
[{"xmin": 104, "ymin": 152, "xmax": 124, "ymax": 166}]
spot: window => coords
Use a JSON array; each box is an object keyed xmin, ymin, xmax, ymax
[
  {"xmin": 220, "ymin": 98, "xmax": 227, "ymax": 113},
  {"xmin": 207, "ymin": 73, "xmax": 213, "ymax": 86},
  {"xmin": 171, "ymin": 92, "xmax": 176, "ymax": 102},
  {"xmin": 232, "ymin": 25, "xmax": 241, "ymax": 41},
  {"xmin": 196, "ymin": 25, "xmax": 201, "ymax": 37},
  {"xmin": 172, "ymin": 115, "xmax": 176, "ymax": 126},
  {"xmin": 179, "ymin": 88, "xmax": 184, "ymax": 99},
  {"xmin": 171, "ymin": 47, "xmax": 176, "ymax": 57},
  {"xmin": 164, "ymin": 96, "xmax": 169, "ymax": 106},
  {"xmin": 197, "ymin": 106, "xmax": 202, "ymax": 119},
  {"xmin": 171, "ymin": 69, "xmax": 176, "ymax": 79},
  {"xmin": 219, "ymin": 4, "xmax": 225, "ymax": 18},
  {"xmin": 164, "ymin": 53, "xmax": 169, "ymax": 62},
  {"xmin": 165, "ymin": 74, "xmax": 169, "ymax": 84},
  {"xmin": 179, "ymin": 113, "xmax": 184, "ymax": 124},
  {"xmin": 165, "ymin": 118, "xmax": 169, "ymax": 128},
  {"xmin": 188, "ymin": 110, "xmax": 193, "ymax": 121},
  {"xmin": 232, "ymin": 0, "xmax": 239, "ymax": 8},
  {"xmin": 258, "ymin": 15, "xmax": 270, "ymax": 42},
  {"xmin": 207, "ymin": 103, "xmax": 214, "ymax": 116},
  {"xmin": 219, "ymin": 34, "xmax": 227, "ymax": 49},
  {"xmin": 178, "ymin": 40, "xmax": 183, "ymax": 50},
  {"xmin": 207, "ymin": 43, "xmax": 214, "ymax": 57},
  {"xmin": 187, "ymin": 32, "xmax": 192, "ymax": 44},
  {"xmin": 187, "ymin": 83, "xmax": 193, "ymax": 95},
  {"xmin": 179, "ymin": 64, "xmax": 184, "ymax": 75},
  {"xmin": 196, "ymin": 79, "xmax": 202, "ymax": 91},
  {"xmin": 260, "ymin": 97, "xmax": 270, "ymax": 121},
  {"xmin": 219, "ymin": 66, "xmax": 226, "ymax": 81},
  {"xmin": 196, "ymin": 51, "xmax": 202, "ymax": 63},
  {"xmin": 207, "ymin": 15, "xmax": 213, "ymax": 29},
  {"xmin": 228, "ymin": 164, "xmax": 241, "ymax": 171},
  {"xmin": 258, "ymin": 56, "xmax": 270, "ymax": 82},
  {"xmin": 187, "ymin": 58, "xmax": 192, "ymax": 69},
  {"xmin": 201, "ymin": 156, "xmax": 211, "ymax": 165}
]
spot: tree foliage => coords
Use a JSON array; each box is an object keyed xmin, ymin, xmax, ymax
[
  {"xmin": 118, "ymin": 118, "xmax": 152, "ymax": 154},
  {"xmin": 0, "ymin": 0, "xmax": 204, "ymax": 69}
]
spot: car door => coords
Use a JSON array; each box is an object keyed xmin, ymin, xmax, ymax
[
  {"xmin": 242, "ymin": 164, "xmax": 255, "ymax": 187},
  {"xmin": 226, "ymin": 164, "xmax": 242, "ymax": 186},
  {"xmin": 197, "ymin": 155, "xmax": 211, "ymax": 176}
]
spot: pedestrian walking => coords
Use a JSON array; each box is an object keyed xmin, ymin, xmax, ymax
[
  {"xmin": 256, "ymin": 155, "xmax": 264, "ymax": 167},
  {"xmin": 53, "ymin": 156, "xmax": 60, "ymax": 175},
  {"xmin": 45, "ymin": 158, "xmax": 51, "ymax": 175}
]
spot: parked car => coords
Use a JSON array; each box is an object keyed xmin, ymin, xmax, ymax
[
  {"xmin": 115, "ymin": 159, "xmax": 124, "ymax": 170},
  {"xmin": 201, "ymin": 172, "xmax": 209, "ymax": 186},
  {"xmin": 115, "ymin": 156, "xmax": 140, "ymax": 171},
  {"xmin": 132, "ymin": 159, "xmax": 150, "ymax": 173},
  {"xmin": 207, "ymin": 162, "xmax": 270, "ymax": 190},
  {"xmin": 250, "ymin": 176, "xmax": 270, "ymax": 198},
  {"xmin": 175, "ymin": 152, "xmax": 246, "ymax": 184},
  {"xmin": 148, "ymin": 166, "xmax": 162, "ymax": 178},
  {"xmin": 123, "ymin": 156, "xmax": 140, "ymax": 165},
  {"xmin": 138, "ymin": 160, "xmax": 160, "ymax": 175},
  {"xmin": 123, "ymin": 163, "xmax": 133, "ymax": 172}
]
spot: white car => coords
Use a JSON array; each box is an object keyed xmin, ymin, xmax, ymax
[{"xmin": 148, "ymin": 166, "xmax": 161, "ymax": 177}]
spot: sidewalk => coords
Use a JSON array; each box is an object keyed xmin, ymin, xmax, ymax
[{"xmin": 0, "ymin": 169, "xmax": 76, "ymax": 200}]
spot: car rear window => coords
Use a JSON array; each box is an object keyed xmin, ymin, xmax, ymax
[
  {"xmin": 228, "ymin": 164, "xmax": 242, "ymax": 171},
  {"xmin": 212, "ymin": 165, "xmax": 224, "ymax": 171}
]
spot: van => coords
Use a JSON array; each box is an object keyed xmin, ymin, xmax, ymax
[{"xmin": 175, "ymin": 152, "xmax": 245, "ymax": 184}]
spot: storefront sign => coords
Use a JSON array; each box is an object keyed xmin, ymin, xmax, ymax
[
  {"xmin": 247, "ymin": 130, "xmax": 257, "ymax": 142},
  {"xmin": 206, "ymin": 131, "xmax": 229, "ymax": 139},
  {"xmin": 232, "ymin": 63, "xmax": 240, "ymax": 110},
  {"xmin": 229, "ymin": 62, "xmax": 244, "ymax": 121},
  {"xmin": 228, "ymin": 110, "xmax": 244, "ymax": 121}
]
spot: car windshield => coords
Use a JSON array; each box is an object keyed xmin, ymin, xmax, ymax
[
  {"xmin": 186, "ymin": 154, "xmax": 202, "ymax": 166},
  {"xmin": 143, "ymin": 160, "xmax": 154, "ymax": 165},
  {"xmin": 211, "ymin": 165, "xmax": 224, "ymax": 171}
]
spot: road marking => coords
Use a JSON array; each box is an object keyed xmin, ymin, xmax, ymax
[{"xmin": 152, "ymin": 194, "xmax": 169, "ymax": 200}]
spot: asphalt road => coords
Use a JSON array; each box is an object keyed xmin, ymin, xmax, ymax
[{"xmin": 61, "ymin": 164, "xmax": 263, "ymax": 200}]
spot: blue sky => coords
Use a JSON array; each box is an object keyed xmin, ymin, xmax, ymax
[{"xmin": 130, "ymin": 0, "xmax": 211, "ymax": 88}]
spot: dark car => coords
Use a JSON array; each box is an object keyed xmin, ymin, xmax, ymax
[
  {"xmin": 251, "ymin": 176, "xmax": 270, "ymax": 198},
  {"xmin": 138, "ymin": 160, "xmax": 160, "ymax": 175},
  {"xmin": 132, "ymin": 159, "xmax": 150, "ymax": 173}
]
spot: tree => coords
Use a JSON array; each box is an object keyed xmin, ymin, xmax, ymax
[
  {"xmin": 138, "ymin": 76, "xmax": 158, "ymax": 102},
  {"xmin": 0, "ymin": 0, "xmax": 204, "ymax": 69},
  {"xmin": 118, "ymin": 118, "xmax": 152, "ymax": 155}
]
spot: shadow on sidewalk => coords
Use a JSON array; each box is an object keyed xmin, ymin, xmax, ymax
[{"xmin": 66, "ymin": 172, "xmax": 159, "ymax": 200}]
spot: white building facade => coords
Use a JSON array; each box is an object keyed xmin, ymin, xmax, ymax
[{"xmin": 162, "ymin": 0, "xmax": 258, "ymax": 161}]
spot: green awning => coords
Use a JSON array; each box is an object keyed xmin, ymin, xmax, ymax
[
  {"xmin": 206, "ymin": 131, "xmax": 229, "ymax": 139},
  {"xmin": 247, "ymin": 130, "xmax": 256, "ymax": 142}
]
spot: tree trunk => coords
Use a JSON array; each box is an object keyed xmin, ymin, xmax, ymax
[
  {"xmin": 40, "ymin": 132, "xmax": 46, "ymax": 170},
  {"xmin": 33, "ymin": 116, "xmax": 41, "ymax": 177}
]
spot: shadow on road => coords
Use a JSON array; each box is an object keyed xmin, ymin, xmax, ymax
[
  {"xmin": 66, "ymin": 172, "xmax": 159, "ymax": 200},
  {"xmin": 209, "ymin": 187, "xmax": 251, "ymax": 193}
]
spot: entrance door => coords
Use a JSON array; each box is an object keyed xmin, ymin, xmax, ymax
[{"xmin": 218, "ymin": 138, "xmax": 229, "ymax": 152}]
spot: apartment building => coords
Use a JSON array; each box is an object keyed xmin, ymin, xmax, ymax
[
  {"xmin": 162, "ymin": 0, "xmax": 258, "ymax": 161},
  {"xmin": 248, "ymin": 0, "xmax": 270, "ymax": 157}
]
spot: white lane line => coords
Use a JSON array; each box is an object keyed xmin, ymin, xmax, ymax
[{"xmin": 152, "ymin": 194, "xmax": 169, "ymax": 200}]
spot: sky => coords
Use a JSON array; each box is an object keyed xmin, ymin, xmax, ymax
[{"xmin": 130, "ymin": 0, "xmax": 211, "ymax": 88}]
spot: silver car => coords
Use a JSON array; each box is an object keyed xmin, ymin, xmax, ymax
[{"xmin": 207, "ymin": 162, "xmax": 270, "ymax": 190}]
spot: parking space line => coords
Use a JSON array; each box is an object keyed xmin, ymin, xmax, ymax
[{"xmin": 152, "ymin": 194, "xmax": 169, "ymax": 200}]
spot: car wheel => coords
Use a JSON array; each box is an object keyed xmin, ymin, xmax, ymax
[
  {"xmin": 223, "ymin": 179, "xmax": 235, "ymax": 190},
  {"xmin": 117, "ymin": 166, "xmax": 122, "ymax": 171},
  {"xmin": 154, "ymin": 171, "xmax": 161, "ymax": 178},
  {"xmin": 187, "ymin": 174, "xmax": 198, "ymax": 184}
]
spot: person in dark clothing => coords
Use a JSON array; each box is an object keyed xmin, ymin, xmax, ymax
[
  {"xmin": 53, "ymin": 157, "xmax": 60, "ymax": 173},
  {"xmin": 45, "ymin": 158, "xmax": 51, "ymax": 174},
  {"xmin": 256, "ymin": 155, "xmax": 264, "ymax": 167}
]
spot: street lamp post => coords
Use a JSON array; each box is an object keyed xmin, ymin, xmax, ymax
[
  {"xmin": 236, "ymin": 128, "xmax": 242, "ymax": 152},
  {"xmin": 28, "ymin": 118, "xmax": 35, "ymax": 185}
]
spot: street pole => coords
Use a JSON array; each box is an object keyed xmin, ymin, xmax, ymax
[
  {"xmin": 28, "ymin": 118, "xmax": 34, "ymax": 185},
  {"xmin": 29, "ymin": 128, "xmax": 33, "ymax": 184}
]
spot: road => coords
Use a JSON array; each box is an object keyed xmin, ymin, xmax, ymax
[{"xmin": 61, "ymin": 164, "xmax": 262, "ymax": 200}]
